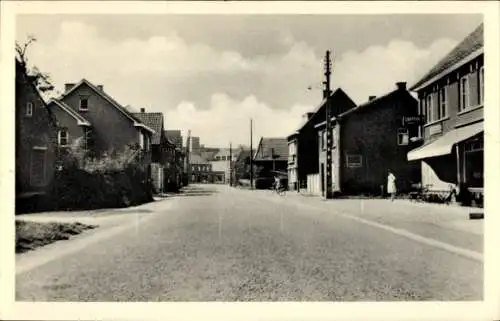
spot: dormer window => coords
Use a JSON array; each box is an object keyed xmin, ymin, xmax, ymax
[
  {"xmin": 79, "ymin": 97, "xmax": 89, "ymax": 111},
  {"xmin": 26, "ymin": 102, "xmax": 33, "ymax": 117}
]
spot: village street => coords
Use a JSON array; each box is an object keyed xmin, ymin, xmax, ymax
[{"xmin": 16, "ymin": 184, "xmax": 482, "ymax": 301}]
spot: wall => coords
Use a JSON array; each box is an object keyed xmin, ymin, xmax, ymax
[
  {"xmin": 49, "ymin": 103, "xmax": 85, "ymax": 147},
  {"xmin": 306, "ymin": 173, "xmax": 321, "ymax": 196},
  {"xmin": 340, "ymin": 91, "xmax": 419, "ymax": 194},
  {"xmin": 61, "ymin": 83, "xmax": 140, "ymax": 156},
  {"xmin": 16, "ymin": 65, "xmax": 57, "ymax": 196},
  {"xmin": 421, "ymin": 56, "xmax": 483, "ymax": 141}
]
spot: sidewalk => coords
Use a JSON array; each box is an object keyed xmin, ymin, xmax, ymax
[{"xmin": 239, "ymin": 188, "xmax": 484, "ymax": 237}]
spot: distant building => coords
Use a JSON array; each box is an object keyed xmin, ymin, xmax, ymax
[
  {"xmin": 210, "ymin": 148, "xmax": 240, "ymax": 184},
  {"xmin": 407, "ymin": 23, "xmax": 484, "ymax": 206},
  {"xmin": 188, "ymin": 154, "xmax": 213, "ymax": 183},
  {"xmin": 315, "ymin": 82, "xmax": 420, "ymax": 196},
  {"xmin": 190, "ymin": 136, "xmax": 201, "ymax": 154},
  {"xmin": 253, "ymin": 137, "xmax": 288, "ymax": 177}
]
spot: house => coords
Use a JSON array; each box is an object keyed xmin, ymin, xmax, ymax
[
  {"xmin": 188, "ymin": 154, "xmax": 214, "ymax": 183},
  {"xmin": 47, "ymin": 79, "xmax": 155, "ymax": 182},
  {"xmin": 15, "ymin": 59, "xmax": 58, "ymax": 212},
  {"xmin": 210, "ymin": 148, "xmax": 240, "ymax": 184},
  {"xmin": 315, "ymin": 82, "xmax": 420, "ymax": 197},
  {"xmin": 253, "ymin": 137, "xmax": 289, "ymax": 181},
  {"xmin": 132, "ymin": 110, "xmax": 175, "ymax": 194},
  {"xmin": 407, "ymin": 23, "xmax": 484, "ymax": 206},
  {"xmin": 287, "ymin": 88, "xmax": 357, "ymax": 192},
  {"xmin": 234, "ymin": 148, "xmax": 255, "ymax": 184},
  {"xmin": 165, "ymin": 130, "xmax": 185, "ymax": 192}
]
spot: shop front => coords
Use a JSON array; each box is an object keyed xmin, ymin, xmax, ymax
[{"xmin": 407, "ymin": 121, "xmax": 483, "ymax": 206}]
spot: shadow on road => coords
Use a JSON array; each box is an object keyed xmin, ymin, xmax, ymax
[{"xmin": 167, "ymin": 185, "xmax": 220, "ymax": 198}]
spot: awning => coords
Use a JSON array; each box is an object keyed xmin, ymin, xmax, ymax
[{"xmin": 407, "ymin": 122, "xmax": 483, "ymax": 161}]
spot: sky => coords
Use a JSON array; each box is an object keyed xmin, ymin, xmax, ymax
[{"xmin": 16, "ymin": 14, "xmax": 483, "ymax": 148}]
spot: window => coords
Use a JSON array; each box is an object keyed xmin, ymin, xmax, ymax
[
  {"xmin": 479, "ymin": 66, "xmax": 484, "ymax": 105},
  {"xmin": 84, "ymin": 128, "xmax": 92, "ymax": 150},
  {"xmin": 397, "ymin": 128, "xmax": 409, "ymax": 146},
  {"xmin": 26, "ymin": 102, "xmax": 33, "ymax": 117},
  {"xmin": 438, "ymin": 87, "xmax": 447, "ymax": 119},
  {"xmin": 332, "ymin": 128, "xmax": 337, "ymax": 148},
  {"xmin": 79, "ymin": 97, "xmax": 89, "ymax": 111},
  {"xmin": 460, "ymin": 75, "xmax": 470, "ymax": 111},
  {"xmin": 346, "ymin": 154, "xmax": 362, "ymax": 168},
  {"xmin": 426, "ymin": 94, "xmax": 432, "ymax": 123},
  {"xmin": 58, "ymin": 130, "xmax": 69, "ymax": 147},
  {"xmin": 320, "ymin": 130, "xmax": 326, "ymax": 150}
]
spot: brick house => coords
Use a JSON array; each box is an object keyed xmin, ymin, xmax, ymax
[
  {"xmin": 287, "ymin": 88, "xmax": 356, "ymax": 192},
  {"xmin": 315, "ymin": 82, "xmax": 420, "ymax": 196},
  {"xmin": 165, "ymin": 130, "xmax": 185, "ymax": 191},
  {"xmin": 47, "ymin": 79, "xmax": 155, "ymax": 179},
  {"xmin": 253, "ymin": 137, "xmax": 288, "ymax": 183},
  {"xmin": 407, "ymin": 23, "xmax": 484, "ymax": 206},
  {"xmin": 15, "ymin": 59, "xmax": 58, "ymax": 209},
  {"xmin": 132, "ymin": 109, "xmax": 176, "ymax": 194}
]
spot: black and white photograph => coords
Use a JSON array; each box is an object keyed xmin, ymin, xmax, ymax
[{"xmin": 1, "ymin": 1, "xmax": 499, "ymax": 320}]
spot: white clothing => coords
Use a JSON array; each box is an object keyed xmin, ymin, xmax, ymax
[{"xmin": 387, "ymin": 173, "xmax": 397, "ymax": 194}]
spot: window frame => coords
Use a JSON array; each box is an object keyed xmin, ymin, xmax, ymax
[
  {"xmin": 79, "ymin": 97, "xmax": 89, "ymax": 111},
  {"xmin": 425, "ymin": 94, "xmax": 432, "ymax": 124},
  {"xmin": 397, "ymin": 128, "xmax": 410, "ymax": 146},
  {"xmin": 438, "ymin": 86, "xmax": 447, "ymax": 120},
  {"xmin": 26, "ymin": 102, "xmax": 33, "ymax": 117},
  {"xmin": 459, "ymin": 75, "xmax": 470, "ymax": 111},
  {"xmin": 58, "ymin": 129, "xmax": 69, "ymax": 147},
  {"xmin": 479, "ymin": 66, "xmax": 484, "ymax": 105}
]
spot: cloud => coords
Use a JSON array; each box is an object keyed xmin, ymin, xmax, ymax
[
  {"xmin": 164, "ymin": 94, "xmax": 311, "ymax": 147},
  {"xmin": 21, "ymin": 19, "xmax": 459, "ymax": 146}
]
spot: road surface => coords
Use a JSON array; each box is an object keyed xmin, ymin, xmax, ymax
[{"xmin": 16, "ymin": 184, "xmax": 482, "ymax": 301}]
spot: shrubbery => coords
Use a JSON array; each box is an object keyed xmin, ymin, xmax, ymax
[{"xmin": 50, "ymin": 140, "xmax": 154, "ymax": 211}]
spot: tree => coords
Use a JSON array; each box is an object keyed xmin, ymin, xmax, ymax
[{"xmin": 16, "ymin": 35, "xmax": 55, "ymax": 94}]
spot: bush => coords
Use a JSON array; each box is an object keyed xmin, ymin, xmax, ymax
[{"xmin": 50, "ymin": 143, "xmax": 153, "ymax": 211}]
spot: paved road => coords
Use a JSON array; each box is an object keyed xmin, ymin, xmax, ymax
[{"xmin": 16, "ymin": 184, "xmax": 482, "ymax": 301}]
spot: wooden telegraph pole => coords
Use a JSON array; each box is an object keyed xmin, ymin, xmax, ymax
[
  {"xmin": 324, "ymin": 50, "xmax": 333, "ymax": 199},
  {"xmin": 250, "ymin": 118, "xmax": 253, "ymax": 190},
  {"xmin": 229, "ymin": 142, "xmax": 233, "ymax": 186}
]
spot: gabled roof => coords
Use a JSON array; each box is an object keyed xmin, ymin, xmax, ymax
[
  {"xmin": 288, "ymin": 88, "xmax": 356, "ymax": 138},
  {"xmin": 132, "ymin": 112, "xmax": 164, "ymax": 145},
  {"xmin": 254, "ymin": 137, "xmax": 288, "ymax": 161},
  {"xmin": 47, "ymin": 99, "xmax": 92, "ymax": 126},
  {"xmin": 59, "ymin": 79, "xmax": 155, "ymax": 133},
  {"xmin": 165, "ymin": 130, "xmax": 183, "ymax": 149},
  {"xmin": 315, "ymin": 86, "xmax": 415, "ymax": 129},
  {"xmin": 410, "ymin": 23, "xmax": 483, "ymax": 91}
]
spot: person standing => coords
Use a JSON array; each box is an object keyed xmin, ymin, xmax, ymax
[{"xmin": 387, "ymin": 170, "xmax": 397, "ymax": 201}]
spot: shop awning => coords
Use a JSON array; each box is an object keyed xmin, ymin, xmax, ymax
[{"xmin": 407, "ymin": 122, "xmax": 483, "ymax": 161}]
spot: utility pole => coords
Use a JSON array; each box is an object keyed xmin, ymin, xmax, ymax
[
  {"xmin": 229, "ymin": 142, "xmax": 232, "ymax": 186},
  {"xmin": 324, "ymin": 50, "xmax": 333, "ymax": 199},
  {"xmin": 186, "ymin": 130, "xmax": 191, "ymax": 185},
  {"xmin": 250, "ymin": 118, "xmax": 253, "ymax": 190}
]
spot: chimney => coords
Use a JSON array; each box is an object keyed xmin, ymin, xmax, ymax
[
  {"xmin": 140, "ymin": 108, "xmax": 145, "ymax": 113},
  {"xmin": 369, "ymin": 96, "xmax": 376, "ymax": 101},
  {"xmin": 65, "ymin": 83, "xmax": 75, "ymax": 92},
  {"xmin": 396, "ymin": 82, "xmax": 407, "ymax": 90},
  {"xmin": 97, "ymin": 85, "xmax": 103, "ymax": 91}
]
